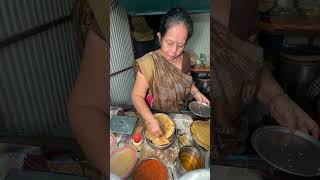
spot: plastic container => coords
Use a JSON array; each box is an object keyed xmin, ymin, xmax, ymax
[{"xmin": 132, "ymin": 133, "xmax": 143, "ymax": 151}]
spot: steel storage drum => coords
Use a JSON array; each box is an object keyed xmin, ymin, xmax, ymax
[{"xmin": 251, "ymin": 126, "xmax": 320, "ymax": 177}]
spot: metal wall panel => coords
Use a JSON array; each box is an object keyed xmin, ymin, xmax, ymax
[
  {"xmin": 0, "ymin": 0, "xmax": 73, "ymax": 40},
  {"xmin": 110, "ymin": 3, "xmax": 135, "ymax": 105},
  {"xmin": 110, "ymin": 3, "xmax": 135, "ymax": 74},
  {"xmin": 110, "ymin": 70, "xmax": 135, "ymax": 104},
  {"xmin": 185, "ymin": 13, "xmax": 210, "ymax": 59},
  {"xmin": 0, "ymin": 0, "xmax": 79, "ymax": 136}
]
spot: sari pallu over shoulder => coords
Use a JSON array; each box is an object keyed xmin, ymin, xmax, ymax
[
  {"xmin": 134, "ymin": 52, "xmax": 193, "ymax": 112},
  {"xmin": 211, "ymin": 18, "xmax": 264, "ymax": 156}
]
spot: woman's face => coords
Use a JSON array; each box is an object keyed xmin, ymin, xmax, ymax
[{"xmin": 158, "ymin": 23, "xmax": 188, "ymax": 61}]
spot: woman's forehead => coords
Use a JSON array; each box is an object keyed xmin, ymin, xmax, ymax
[{"xmin": 162, "ymin": 23, "xmax": 188, "ymax": 42}]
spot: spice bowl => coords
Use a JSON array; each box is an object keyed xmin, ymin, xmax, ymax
[
  {"xmin": 175, "ymin": 146, "xmax": 204, "ymax": 177},
  {"xmin": 132, "ymin": 157, "xmax": 169, "ymax": 180}
]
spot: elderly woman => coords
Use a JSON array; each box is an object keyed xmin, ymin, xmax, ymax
[
  {"xmin": 211, "ymin": 0, "xmax": 320, "ymax": 157},
  {"xmin": 131, "ymin": 8, "xmax": 210, "ymax": 137}
]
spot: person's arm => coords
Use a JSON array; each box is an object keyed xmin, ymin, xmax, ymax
[
  {"xmin": 256, "ymin": 68, "xmax": 284, "ymax": 104},
  {"xmin": 257, "ymin": 67, "xmax": 320, "ymax": 138},
  {"xmin": 68, "ymin": 30, "xmax": 108, "ymax": 176},
  {"xmin": 191, "ymin": 84, "xmax": 210, "ymax": 105},
  {"xmin": 131, "ymin": 72, "xmax": 163, "ymax": 137}
]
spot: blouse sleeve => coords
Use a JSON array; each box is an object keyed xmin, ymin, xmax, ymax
[
  {"xmin": 73, "ymin": 0, "xmax": 106, "ymax": 53},
  {"xmin": 134, "ymin": 53, "xmax": 155, "ymax": 87}
]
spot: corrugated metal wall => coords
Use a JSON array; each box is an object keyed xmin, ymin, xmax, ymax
[
  {"xmin": 0, "ymin": 0, "xmax": 73, "ymax": 40},
  {"xmin": 185, "ymin": 13, "xmax": 210, "ymax": 59},
  {"xmin": 0, "ymin": 0, "xmax": 79, "ymax": 136},
  {"xmin": 110, "ymin": 3, "xmax": 135, "ymax": 105}
]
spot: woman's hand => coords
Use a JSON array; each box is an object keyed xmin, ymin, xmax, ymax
[
  {"xmin": 145, "ymin": 119, "xmax": 163, "ymax": 137},
  {"xmin": 191, "ymin": 84, "xmax": 210, "ymax": 105},
  {"xmin": 270, "ymin": 94, "xmax": 320, "ymax": 138},
  {"xmin": 194, "ymin": 90, "xmax": 210, "ymax": 105}
]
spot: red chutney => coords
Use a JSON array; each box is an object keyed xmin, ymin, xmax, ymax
[{"xmin": 133, "ymin": 159, "xmax": 167, "ymax": 180}]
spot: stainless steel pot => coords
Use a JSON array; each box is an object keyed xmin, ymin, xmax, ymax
[
  {"xmin": 175, "ymin": 146, "xmax": 204, "ymax": 176},
  {"xmin": 275, "ymin": 53, "xmax": 320, "ymax": 108},
  {"xmin": 192, "ymin": 72, "xmax": 210, "ymax": 79},
  {"xmin": 195, "ymin": 78, "xmax": 210, "ymax": 98},
  {"xmin": 276, "ymin": 54, "xmax": 320, "ymax": 85}
]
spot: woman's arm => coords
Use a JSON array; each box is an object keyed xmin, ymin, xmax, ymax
[
  {"xmin": 131, "ymin": 72, "xmax": 163, "ymax": 137},
  {"xmin": 191, "ymin": 84, "xmax": 210, "ymax": 105},
  {"xmin": 257, "ymin": 68, "xmax": 285, "ymax": 103},
  {"xmin": 68, "ymin": 30, "xmax": 108, "ymax": 175},
  {"xmin": 257, "ymin": 67, "xmax": 320, "ymax": 138}
]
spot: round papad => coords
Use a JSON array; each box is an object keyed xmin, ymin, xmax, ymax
[{"xmin": 191, "ymin": 121, "xmax": 210, "ymax": 151}]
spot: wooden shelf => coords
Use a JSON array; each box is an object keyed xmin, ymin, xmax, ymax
[
  {"xmin": 259, "ymin": 17, "xmax": 320, "ymax": 33},
  {"xmin": 191, "ymin": 66, "xmax": 210, "ymax": 73}
]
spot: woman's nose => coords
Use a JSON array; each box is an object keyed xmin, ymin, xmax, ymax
[{"xmin": 170, "ymin": 44, "xmax": 178, "ymax": 54}]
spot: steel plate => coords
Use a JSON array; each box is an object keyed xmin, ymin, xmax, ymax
[
  {"xmin": 251, "ymin": 126, "xmax": 320, "ymax": 177},
  {"xmin": 188, "ymin": 101, "xmax": 210, "ymax": 118}
]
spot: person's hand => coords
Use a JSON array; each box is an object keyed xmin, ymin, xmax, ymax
[
  {"xmin": 270, "ymin": 94, "xmax": 320, "ymax": 138},
  {"xmin": 194, "ymin": 90, "xmax": 210, "ymax": 105},
  {"xmin": 145, "ymin": 119, "xmax": 163, "ymax": 137}
]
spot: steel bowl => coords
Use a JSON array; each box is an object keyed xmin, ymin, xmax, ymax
[
  {"xmin": 176, "ymin": 146, "xmax": 204, "ymax": 176},
  {"xmin": 144, "ymin": 127, "xmax": 177, "ymax": 150}
]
